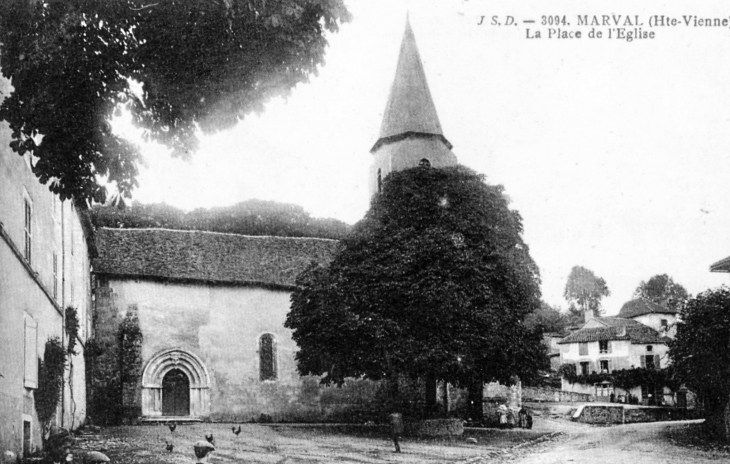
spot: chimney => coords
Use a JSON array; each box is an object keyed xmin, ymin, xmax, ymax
[{"xmin": 584, "ymin": 308, "xmax": 595, "ymax": 323}]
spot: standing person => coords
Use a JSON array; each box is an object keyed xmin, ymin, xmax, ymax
[
  {"xmin": 389, "ymin": 413, "xmax": 403, "ymax": 453},
  {"xmin": 498, "ymin": 404, "xmax": 509, "ymax": 429}
]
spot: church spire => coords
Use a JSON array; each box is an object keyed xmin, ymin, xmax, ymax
[
  {"xmin": 368, "ymin": 17, "xmax": 456, "ymax": 196},
  {"xmin": 371, "ymin": 16, "xmax": 451, "ymax": 152}
]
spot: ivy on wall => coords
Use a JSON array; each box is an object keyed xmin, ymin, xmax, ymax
[
  {"xmin": 558, "ymin": 363, "xmax": 679, "ymax": 392},
  {"xmin": 36, "ymin": 337, "xmax": 66, "ymax": 438},
  {"xmin": 119, "ymin": 310, "xmax": 143, "ymax": 385},
  {"xmin": 65, "ymin": 306, "xmax": 79, "ymax": 355}
]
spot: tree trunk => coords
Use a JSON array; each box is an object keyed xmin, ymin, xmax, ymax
[
  {"xmin": 703, "ymin": 396, "xmax": 730, "ymax": 442},
  {"xmin": 468, "ymin": 380, "xmax": 484, "ymax": 421},
  {"xmin": 426, "ymin": 373, "xmax": 437, "ymax": 408}
]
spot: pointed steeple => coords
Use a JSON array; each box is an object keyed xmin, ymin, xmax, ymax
[
  {"xmin": 371, "ymin": 17, "xmax": 452, "ymax": 152},
  {"xmin": 368, "ymin": 17, "xmax": 457, "ymax": 197}
]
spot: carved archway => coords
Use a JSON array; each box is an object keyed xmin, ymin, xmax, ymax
[{"xmin": 140, "ymin": 348, "xmax": 211, "ymax": 418}]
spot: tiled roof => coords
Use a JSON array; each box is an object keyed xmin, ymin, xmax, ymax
[
  {"xmin": 93, "ymin": 228, "xmax": 339, "ymax": 288},
  {"xmin": 618, "ymin": 298, "xmax": 676, "ymax": 318},
  {"xmin": 710, "ymin": 254, "xmax": 730, "ymax": 272},
  {"xmin": 558, "ymin": 318, "xmax": 669, "ymax": 345}
]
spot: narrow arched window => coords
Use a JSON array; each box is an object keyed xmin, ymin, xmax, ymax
[
  {"xmin": 259, "ymin": 334, "xmax": 277, "ymax": 381},
  {"xmin": 419, "ymin": 158, "xmax": 431, "ymax": 168},
  {"xmin": 377, "ymin": 168, "xmax": 382, "ymax": 194}
]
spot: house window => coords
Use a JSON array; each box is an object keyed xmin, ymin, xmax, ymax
[
  {"xmin": 579, "ymin": 342, "xmax": 588, "ymax": 356},
  {"xmin": 24, "ymin": 315, "xmax": 38, "ymax": 389},
  {"xmin": 599, "ymin": 340, "xmax": 610, "ymax": 354},
  {"xmin": 24, "ymin": 198, "xmax": 32, "ymax": 264},
  {"xmin": 53, "ymin": 252, "xmax": 58, "ymax": 301},
  {"xmin": 646, "ymin": 345, "xmax": 653, "ymax": 352},
  {"xmin": 419, "ymin": 158, "xmax": 431, "ymax": 168},
  {"xmin": 259, "ymin": 334, "xmax": 277, "ymax": 381},
  {"xmin": 660, "ymin": 319, "xmax": 668, "ymax": 329},
  {"xmin": 600, "ymin": 360, "xmax": 610, "ymax": 373},
  {"xmin": 580, "ymin": 361, "xmax": 589, "ymax": 376},
  {"xmin": 642, "ymin": 354, "xmax": 659, "ymax": 370},
  {"xmin": 377, "ymin": 168, "xmax": 382, "ymax": 194}
]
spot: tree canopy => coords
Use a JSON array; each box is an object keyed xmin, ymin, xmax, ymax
[
  {"xmin": 286, "ymin": 165, "xmax": 546, "ymax": 389},
  {"xmin": 633, "ymin": 274, "xmax": 689, "ymax": 311},
  {"xmin": 670, "ymin": 287, "xmax": 730, "ymax": 440},
  {"xmin": 524, "ymin": 301, "xmax": 572, "ymax": 334},
  {"xmin": 563, "ymin": 265, "xmax": 610, "ymax": 318},
  {"xmin": 90, "ymin": 199, "xmax": 351, "ymax": 239},
  {"xmin": 0, "ymin": 0, "xmax": 350, "ymax": 203}
]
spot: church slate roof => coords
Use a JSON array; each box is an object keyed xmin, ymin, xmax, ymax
[
  {"xmin": 371, "ymin": 18, "xmax": 452, "ymax": 152},
  {"xmin": 557, "ymin": 317, "xmax": 669, "ymax": 345},
  {"xmin": 618, "ymin": 298, "xmax": 676, "ymax": 318},
  {"xmin": 93, "ymin": 227, "xmax": 339, "ymax": 289}
]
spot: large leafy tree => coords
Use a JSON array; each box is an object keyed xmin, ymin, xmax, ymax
[
  {"xmin": 633, "ymin": 274, "xmax": 689, "ymax": 311},
  {"xmin": 0, "ymin": 0, "xmax": 349, "ymax": 203},
  {"xmin": 670, "ymin": 287, "xmax": 730, "ymax": 441},
  {"xmin": 524, "ymin": 301, "xmax": 571, "ymax": 334},
  {"xmin": 286, "ymin": 166, "xmax": 546, "ymax": 399},
  {"xmin": 90, "ymin": 199, "xmax": 351, "ymax": 239},
  {"xmin": 563, "ymin": 265, "xmax": 610, "ymax": 319}
]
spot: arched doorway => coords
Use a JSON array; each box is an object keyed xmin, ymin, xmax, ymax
[
  {"xmin": 162, "ymin": 369, "xmax": 190, "ymax": 416},
  {"xmin": 140, "ymin": 348, "xmax": 211, "ymax": 419}
]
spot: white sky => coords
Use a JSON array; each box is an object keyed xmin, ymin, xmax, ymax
[{"xmin": 118, "ymin": 0, "xmax": 730, "ymax": 314}]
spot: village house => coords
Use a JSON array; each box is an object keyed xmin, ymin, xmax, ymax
[
  {"xmin": 558, "ymin": 299, "xmax": 678, "ymax": 405},
  {"xmin": 0, "ymin": 75, "xmax": 94, "ymax": 457}
]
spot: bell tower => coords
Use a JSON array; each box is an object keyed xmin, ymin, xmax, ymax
[{"xmin": 369, "ymin": 17, "xmax": 457, "ymax": 196}]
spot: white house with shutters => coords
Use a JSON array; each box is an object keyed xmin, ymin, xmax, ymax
[{"xmin": 558, "ymin": 299, "xmax": 678, "ymax": 405}]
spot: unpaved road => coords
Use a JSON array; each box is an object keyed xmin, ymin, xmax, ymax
[
  {"xmin": 506, "ymin": 419, "xmax": 728, "ymax": 464},
  {"xmin": 73, "ymin": 418, "xmax": 729, "ymax": 464}
]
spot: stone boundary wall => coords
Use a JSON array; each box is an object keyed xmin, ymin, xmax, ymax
[
  {"xmin": 575, "ymin": 404, "xmax": 702, "ymax": 424},
  {"xmin": 522, "ymin": 386, "xmax": 593, "ymax": 403},
  {"xmin": 484, "ymin": 382, "xmax": 593, "ymax": 404},
  {"xmin": 405, "ymin": 418, "xmax": 464, "ymax": 436}
]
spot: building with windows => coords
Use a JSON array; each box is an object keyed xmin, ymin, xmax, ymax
[
  {"xmin": 91, "ymin": 227, "xmax": 339, "ymax": 421},
  {"xmin": 558, "ymin": 299, "xmax": 677, "ymax": 404},
  {"xmin": 0, "ymin": 75, "xmax": 95, "ymax": 456}
]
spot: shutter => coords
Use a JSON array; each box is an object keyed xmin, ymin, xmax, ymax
[
  {"xmin": 24, "ymin": 317, "xmax": 38, "ymax": 389},
  {"xmin": 654, "ymin": 355, "xmax": 661, "ymax": 369},
  {"xmin": 607, "ymin": 341, "xmax": 612, "ymax": 354},
  {"xmin": 640, "ymin": 355, "xmax": 646, "ymax": 368},
  {"xmin": 607, "ymin": 359, "xmax": 612, "ymax": 374}
]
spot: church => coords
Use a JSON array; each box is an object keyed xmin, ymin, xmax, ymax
[{"xmin": 88, "ymin": 18, "xmax": 460, "ymax": 423}]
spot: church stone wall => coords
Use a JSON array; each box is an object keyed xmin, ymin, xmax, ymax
[{"xmin": 93, "ymin": 277, "xmax": 383, "ymax": 422}]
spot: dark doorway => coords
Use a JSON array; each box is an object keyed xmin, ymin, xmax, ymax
[{"xmin": 162, "ymin": 369, "xmax": 190, "ymax": 416}]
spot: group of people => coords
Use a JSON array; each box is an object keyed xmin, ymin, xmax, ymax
[{"xmin": 497, "ymin": 404, "xmax": 533, "ymax": 429}]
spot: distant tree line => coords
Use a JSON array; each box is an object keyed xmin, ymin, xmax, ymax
[{"xmin": 90, "ymin": 200, "xmax": 351, "ymax": 240}]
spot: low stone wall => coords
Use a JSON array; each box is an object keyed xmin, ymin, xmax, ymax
[
  {"xmin": 484, "ymin": 382, "xmax": 593, "ymax": 404},
  {"xmin": 574, "ymin": 404, "xmax": 701, "ymax": 424},
  {"xmin": 405, "ymin": 418, "xmax": 464, "ymax": 436},
  {"xmin": 522, "ymin": 386, "xmax": 593, "ymax": 403}
]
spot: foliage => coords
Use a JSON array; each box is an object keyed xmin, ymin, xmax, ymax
[
  {"xmin": 36, "ymin": 337, "xmax": 67, "ymax": 433},
  {"xmin": 524, "ymin": 301, "xmax": 571, "ymax": 334},
  {"xmin": 0, "ymin": 0, "xmax": 350, "ymax": 203},
  {"xmin": 559, "ymin": 362, "xmax": 678, "ymax": 391},
  {"xmin": 563, "ymin": 266, "xmax": 610, "ymax": 318},
  {"xmin": 65, "ymin": 306, "xmax": 80, "ymax": 355},
  {"xmin": 286, "ymin": 165, "xmax": 546, "ymax": 391},
  {"xmin": 634, "ymin": 274, "xmax": 689, "ymax": 312},
  {"xmin": 118, "ymin": 309, "xmax": 143, "ymax": 384},
  {"xmin": 670, "ymin": 287, "xmax": 730, "ymax": 440},
  {"xmin": 90, "ymin": 199, "xmax": 351, "ymax": 239}
]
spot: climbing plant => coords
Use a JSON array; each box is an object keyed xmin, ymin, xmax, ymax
[
  {"xmin": 36, "ymin": 337, "xmax": 66, "ymax": 437},
  {"xmin": 559, "ymin": 363, "xmax": 678, "ymax": 392},
  {"xmin": 65, "ymin": 306, "xmax": 79, "ymax": 355},
  {"xmin": 118, "ymin": 310, "xmax": 143, "ymax": 384}
]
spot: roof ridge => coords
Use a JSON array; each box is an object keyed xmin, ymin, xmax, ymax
[{"xmin": 97, "ymin": 227, "xmax": 340, "ymax": 243}]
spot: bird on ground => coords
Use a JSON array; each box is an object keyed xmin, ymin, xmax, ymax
[
  {"xmin": 232, "ymin": 425, "xmax": 242, "ymax": 436},
  {"xmin": 205, "ymin": 433, "xmax": 215, "ymax": 446},
  {"xmin": 168, "ymin": 422, "xmax": 177, "ymax": 433},
  {"xmin": 165, "ymin": 442, "xmax": 174, "ymax": 453}
]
